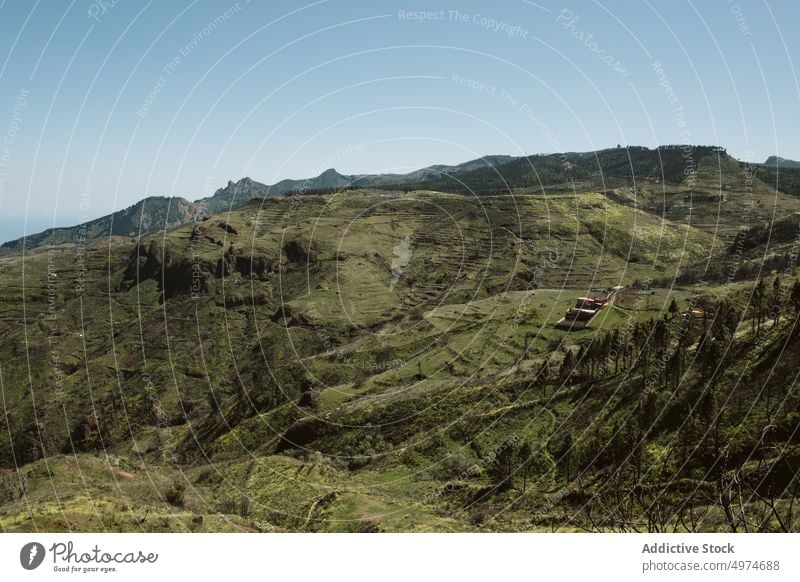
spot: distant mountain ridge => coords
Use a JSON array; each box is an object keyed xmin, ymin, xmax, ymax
[
  {"xmin": 0, "ymin": 155, "xmax": 516, "ymax": 253},
  {"xmin": 11, "ymin": 146, "xmax": 790, "ymax": 253},
  {"xmin": 764, "ymin": 156, "xmax": 800, "ymax": 169},
  {"xmin": 13, "ymin": 147, "xmax": 799, "ymax": 254},
  {"xmin": 262, "ymin": 155, "xmax": 517, "ymax": 193},
  {"xmin": 385, "ymin": 145, "xmax": 731, "ymax": 195}
]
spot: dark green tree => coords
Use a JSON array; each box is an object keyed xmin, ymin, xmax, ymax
[
  {"xmin": 489, "ymin": 443, "xmax": 516, "ymax": 492},
  {"xmin": 752, "ymin": 278, "xmax": 766, "ymax": 337},
  {"xmin": 792, "ymin": 280, "xmax": 800, "ymax": 317},
  {"xmin": 772, "ymin": 275, "xmax": 783, "ymax": 325},
  {"xmin": 559, "ymin": 349, "xmax": 575, "ymax": 384},
  {"xmin": 518, "ymin": 441, "xmax": 533, "ymax": 493},
  {"xmin": 668, "ymin": 297, "xmax": 679, "ymax": 317}
]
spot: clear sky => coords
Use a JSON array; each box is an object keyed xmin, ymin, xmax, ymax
[{"xmin": 0, "ymin": 0, "xmax": 798, "ymax": 241}]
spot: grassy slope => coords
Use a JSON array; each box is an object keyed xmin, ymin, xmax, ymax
[{"xmin": 2, "ymin": 160, "xmax": 800, "ymax": 531}]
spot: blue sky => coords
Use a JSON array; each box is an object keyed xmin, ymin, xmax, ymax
[{"xmin": 0, "ymin": 0, "xmax": 798, "ymax": 241}]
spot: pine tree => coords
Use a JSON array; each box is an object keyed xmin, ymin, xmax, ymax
[
  {"xmin": 791, "ymin": 280, "xmax": 800, "ymax": 318},
  {"xmin": 668, "ymin": 297, "xmax": 679, "ymax": 317},
  {"xmin": 753, "ymin": 278, "xmax": 766, "ymax": 336},
  {"xmin": 489, "ymin": 443, "xmax": 516, "ymax": 492},
  {"xmin": 560, "ymin": 349, "xmax": 575, "ymax": 384},
  {"xmin": 611, "ymin": 329, "xmax": 621, "ymax": 374},
  {"xmin": 772, "ymin": 275, "xmax": 783, "ymax": 325},
  {"xmin": 518, "ymin": 441, "xmax": 533, "ymax": 493},
  {"xmin": 561, "ymin": 433, "xmax": 574, "ymax": 482}
]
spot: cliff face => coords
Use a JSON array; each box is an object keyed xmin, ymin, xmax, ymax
[{"xmin": 202, "ymin": 177, "xmax": 274, "ymax": 213}]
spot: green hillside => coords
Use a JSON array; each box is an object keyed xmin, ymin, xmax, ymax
[
  {"xmin": 2, "ymin": 150, "xmax": 800, "ymax": 532},
  {"xmin": 0, "ymin": 156, "xmax": 517, "ymax": 255}
]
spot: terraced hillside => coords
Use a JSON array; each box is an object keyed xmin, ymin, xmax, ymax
[{"xmin": 2, "ymin": 155, "xmax": 800, "ymax": 532}]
